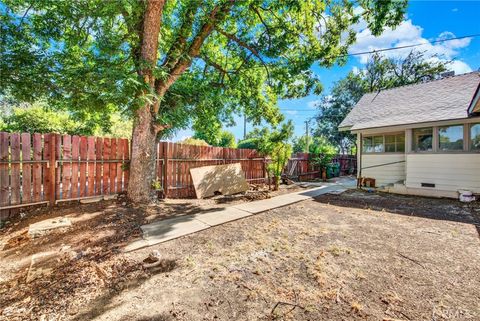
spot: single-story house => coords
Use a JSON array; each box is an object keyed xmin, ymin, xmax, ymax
[{"xmin": 339, "ymin": 71, "xmax": 480, "ymax": 198}]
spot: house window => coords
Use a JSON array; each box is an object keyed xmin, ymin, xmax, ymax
[
  {"xmin": 363, "ymin": 133, "xmax": 404, "ymax": 153},
  {"xmin": 438, "ymin": 125, "xmax": 464, "ymax": 151},
  {"xmin": 470, "ymin": 124, "xmax": 480, "ymax": 151},
  {"xmin": 412, "ymin": 127, "xmax": 433, "ymax": 152},
  {"xmin": 385, "ymin": 134, "xmax": 405, "ymax": 152},
  {"xmin": 363, "ymin": 136, "xmax": 383, "ymax": 153}
]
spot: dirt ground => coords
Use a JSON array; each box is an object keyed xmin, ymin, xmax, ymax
[{"xmin": 1, "ymin": 188, "xmax": 480, "ymax": 320}]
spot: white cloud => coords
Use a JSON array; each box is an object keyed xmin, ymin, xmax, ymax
[
  {"xmin": 349, "ymin": 16, "xmax": 472, "ymax": 73},
  {"xmin": 285, "ymin": 110, "xmax": 298, "ymax": 115},
  {"xmin": 351, "ymin": 66, "xmax": 361, "ymax": 75},
  {"xmin": 307, "ymin": 100, "xmax": 320, "ymax": 109},
  {"xmin": 447, "ymin": 60, "xmax": 472, "ymax": 74},
  {"xmin": 452, "ymin": 8, "xmax": 459, "ymax": 12}
]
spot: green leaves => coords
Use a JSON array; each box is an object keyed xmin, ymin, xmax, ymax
[
  {"xmin": 314, "ymin": 50, "xmax": 450, "ymax": 152},
  {"xmin": 1, "ymin": 0, "xmax": 408, "ymax": 137}
]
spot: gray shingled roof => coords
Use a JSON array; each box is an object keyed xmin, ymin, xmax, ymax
[{"xmin": 339, "ymin": 71, "xmax": 480, "ymax": 131}]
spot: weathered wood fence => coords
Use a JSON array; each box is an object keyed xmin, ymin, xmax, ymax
[
  {"xmin": 1, "ymin": 131, "xmax": 356, "ymax": 219},
  {"xmin": 285, "ymin": 153, "xmax": 357, "ymax": 181},
  {"xmin": 0, "ymin": 132, "xmax": 130, "ymax": 220},
  {"xmin": 156, "ymin": 142, "xmax": 266, "ymax": 198}
]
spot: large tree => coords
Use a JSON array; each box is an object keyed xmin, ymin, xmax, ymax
[
  {"xmin": 315, "ymin": 51, "xmax": 450, "ymax": 153},
  {"xmin": 1, "ymin": 0, "xmax": 407, "ymax": 202}
]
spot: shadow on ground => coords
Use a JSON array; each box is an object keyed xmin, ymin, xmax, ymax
[
  {"xmin": 0, "ymin": 198, "xmax": 212, "ymax": 320},
  {"xmin": 314, "ymin": 189, "xmax": 480, "ymax": 238}
]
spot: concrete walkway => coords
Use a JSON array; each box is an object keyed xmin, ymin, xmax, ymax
[{"xmin": 124, "ymin": 180, "xmax": 355, "ymax": 252}]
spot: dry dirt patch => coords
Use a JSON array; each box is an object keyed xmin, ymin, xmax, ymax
[
  {"xmin": 1, "ymin": 189, "xmax": 480, "ymax": 320},
  {"xmin": 75, "ymin": 193, "xmax": 480, "ymax": 320}
]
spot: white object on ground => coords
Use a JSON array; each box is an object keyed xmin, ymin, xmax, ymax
[
  {"xmin": 80, "ymin": 197, "xmax": 103, "ymax": 204},
  {"xmin": 189, "ymin": 163, "xmax": 249, "ymax": 198},
  {"xmin": 458, "ymin": 190, "xmax": 475, "ymax": 203},
  {"xmin": 28, "ymin": 217, "xmax": 72, "ymax": 238}
]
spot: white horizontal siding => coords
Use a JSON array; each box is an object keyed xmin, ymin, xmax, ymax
[
  {"xmin": 361, "ymin": 154, "xmax": 406, "ymax": 186},
  {"xmin": 406, "ymin": 154, "xmax": 480, "ymax": 193}
]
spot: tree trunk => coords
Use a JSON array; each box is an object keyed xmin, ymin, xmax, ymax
[
  {"xmin": 273, "ymin": 176, "xmax": 279, "ymax": 191},
  {"xmin": 127, "ymin": 105, "xmax": 157, "ymax": 203},
  {"xmin": 126, "ymin": 0, "xmax": 164, "ymax": 203},
  {"xmin": 126, "ymin": 0, "xmax": 231, "ymax": 203}
]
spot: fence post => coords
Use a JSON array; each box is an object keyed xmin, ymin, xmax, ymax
[
  {"xmin": 48, "ymin": 133, "xmax": 57, "ymax": 206},
  {"xmin": 163, "ymin": 142, "xmax": 168, "ymax": 198}
]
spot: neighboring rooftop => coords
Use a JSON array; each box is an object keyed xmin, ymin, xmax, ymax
[{"xmin": 339, "ymin": 71, "xmax": 480, "ymax": 131}]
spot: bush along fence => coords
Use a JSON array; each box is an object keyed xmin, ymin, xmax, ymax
[
  {"xmin": 0, "ymin": 131, "xmax": 357, "ymax": 220},
  {"xmin": 285, "ymin": 153, "xmax": 357, "ymax": 181}
]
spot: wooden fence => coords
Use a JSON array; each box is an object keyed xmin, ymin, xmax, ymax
[
  {"xmin": 285, "ymin": 153, "xmax": 357, "ymax": 181},
  {"xmin": 1, "ymin": 131, "xmax": 357, "ymax": 219},
  {"xmin": 0, "ymin": 132, "xmax": 130, "ymax": 220},
  {"xmin": 156, "ymin": 142, "xmax": 266, "ymax": 198}
]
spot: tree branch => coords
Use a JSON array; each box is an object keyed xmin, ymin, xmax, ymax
[
  {"xmin": 215, "ymin": 27, "xmax": 271, "ymax": 80},
  {"xmin": 216, "ymin": 28, "xmax": 261, "ymax": 58},
  {"xmin": 201, "ymin": 55, "xmax": 229, "ymax": 76},
  {"xmin": 160, "ymin": 1, "xmax": 198, "ymax": 72},
  {"xmin": 140, "ymin": 0, "xmax": 166, "ymax": 87},
  {"xmin": 250, "ymin": 5, "xmax": 273, "ymax": 50},
  {"xmin": 121, "ymin": 5, "xmax": 145, "ymax": 74},
  {"xmin": 153, "ymin": 0, "xmax": 235, "ymax": 114}
]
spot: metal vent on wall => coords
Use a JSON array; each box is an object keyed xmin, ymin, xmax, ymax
[{"xmin": 421, "ymin": 183, "xmax": 435, "ymax": 188}]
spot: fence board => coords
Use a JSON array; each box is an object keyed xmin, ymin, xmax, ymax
[
  {"xmin": 32, "ymin": 134, "xmax": 42, "ymax": 202},
  {"xmin": 0, "ymin": 133, "xmax": 9, "ymax": 218},
  {"xmin": 62, "ymin": 135, "xmax": 72, "ymax": 200},
  {"xmin": 123, "ymin": 139, "xmax": 129, "ymax": 189},
  {"xmin": 95, "ymin": 138, "xmax": 103, "ymax": 195},
  {"xmin": 54, "ymin": 134, "xmax": 61, "ymax": 200},
  {"xmin": 103, "ymin": 138, "xmax": 110, "ymax": 194},
  {"xmin": 79, "ymin": 136, "xmax": 87, "ymax": 198},
  {"xmin": 43, "ymin": 134, "xmax": 52, "ymax": 204},
  {"xmin": 110, "ymin": 138, "xmax": 117, "ymax": 193},
  {"xmin": 87, "ymin": 137, "xmax": 95, "ymax": 196},
  {"xmin": 21, "ymin": 133, "xmax": 32, "ymax": 204},
  {"xmin": 116, "ymin": 139, "xmax": 123, "ymax": 193},
  {"xmin": 71, "ymin": 136, "xmax": 79, "ymax": 199},
  {"xmin": 10, "ymin": 134, "xmax": 21, "ymax": 206}
]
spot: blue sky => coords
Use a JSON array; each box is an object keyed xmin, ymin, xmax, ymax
[{"xmin": 173, "ymin": 1, "xmax": 480, "ymax": 142}]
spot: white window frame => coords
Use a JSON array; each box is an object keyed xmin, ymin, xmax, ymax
[
  {"xmin": 412, "ymin": 127, "xmax": 434, "ymax": 153},
  {"xmin": 362, "ymin": 132, "xmax": 405, "ymax": 154}
]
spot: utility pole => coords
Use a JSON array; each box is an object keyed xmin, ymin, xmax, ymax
[
  {"xmin": 304, "ymin": 120, "xmax": 310, "ymax": 153},
  {"xmin": 243, "ymin": 114, "xmax": 247, "ymax": 139}
]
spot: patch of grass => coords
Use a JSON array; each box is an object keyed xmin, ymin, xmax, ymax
[
  {"xmin": 327, "ymin": 246, "xmax": 351, "ymax": 257},
  {"xmin": 183, "ymin": 255, "xmax": 196, "ymax": 269},
  {"xmin": 350, "ymin": 301, "xmax": 363, "ymax": 314},
  {"xmin": 354, "ymin": 269, "xmax": 366, "ymax": 280},
  {"xmin": 320, "ymin": 289, "xmax": 338, "ymax": 300},
  {"xmin": 309, "ymin": 254, "xmax": 326, "ymax": 286}
]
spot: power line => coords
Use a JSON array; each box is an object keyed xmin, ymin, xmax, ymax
[{"xmin": 336, "ymin": 33, "xmax": 480, "ymax": 58}]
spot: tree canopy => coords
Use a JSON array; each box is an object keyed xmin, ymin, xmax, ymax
[
  {"xmin": 193, "ymin": 127, "xmax": 236, "ymax": 147},
  {"xmin": 2, "ymin": 0, "xmax": 407, "ymax": 134},
  {"xmin": 314, "ymin": 50, "xmax": 450, "ymax": 152},
  {"xmin": 0, "ymin": 100, "xmax": 132, "ymax": 137},
  {"xmin": 0, "ymin": 0, "xmax": 408, "ymax": 202}
]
